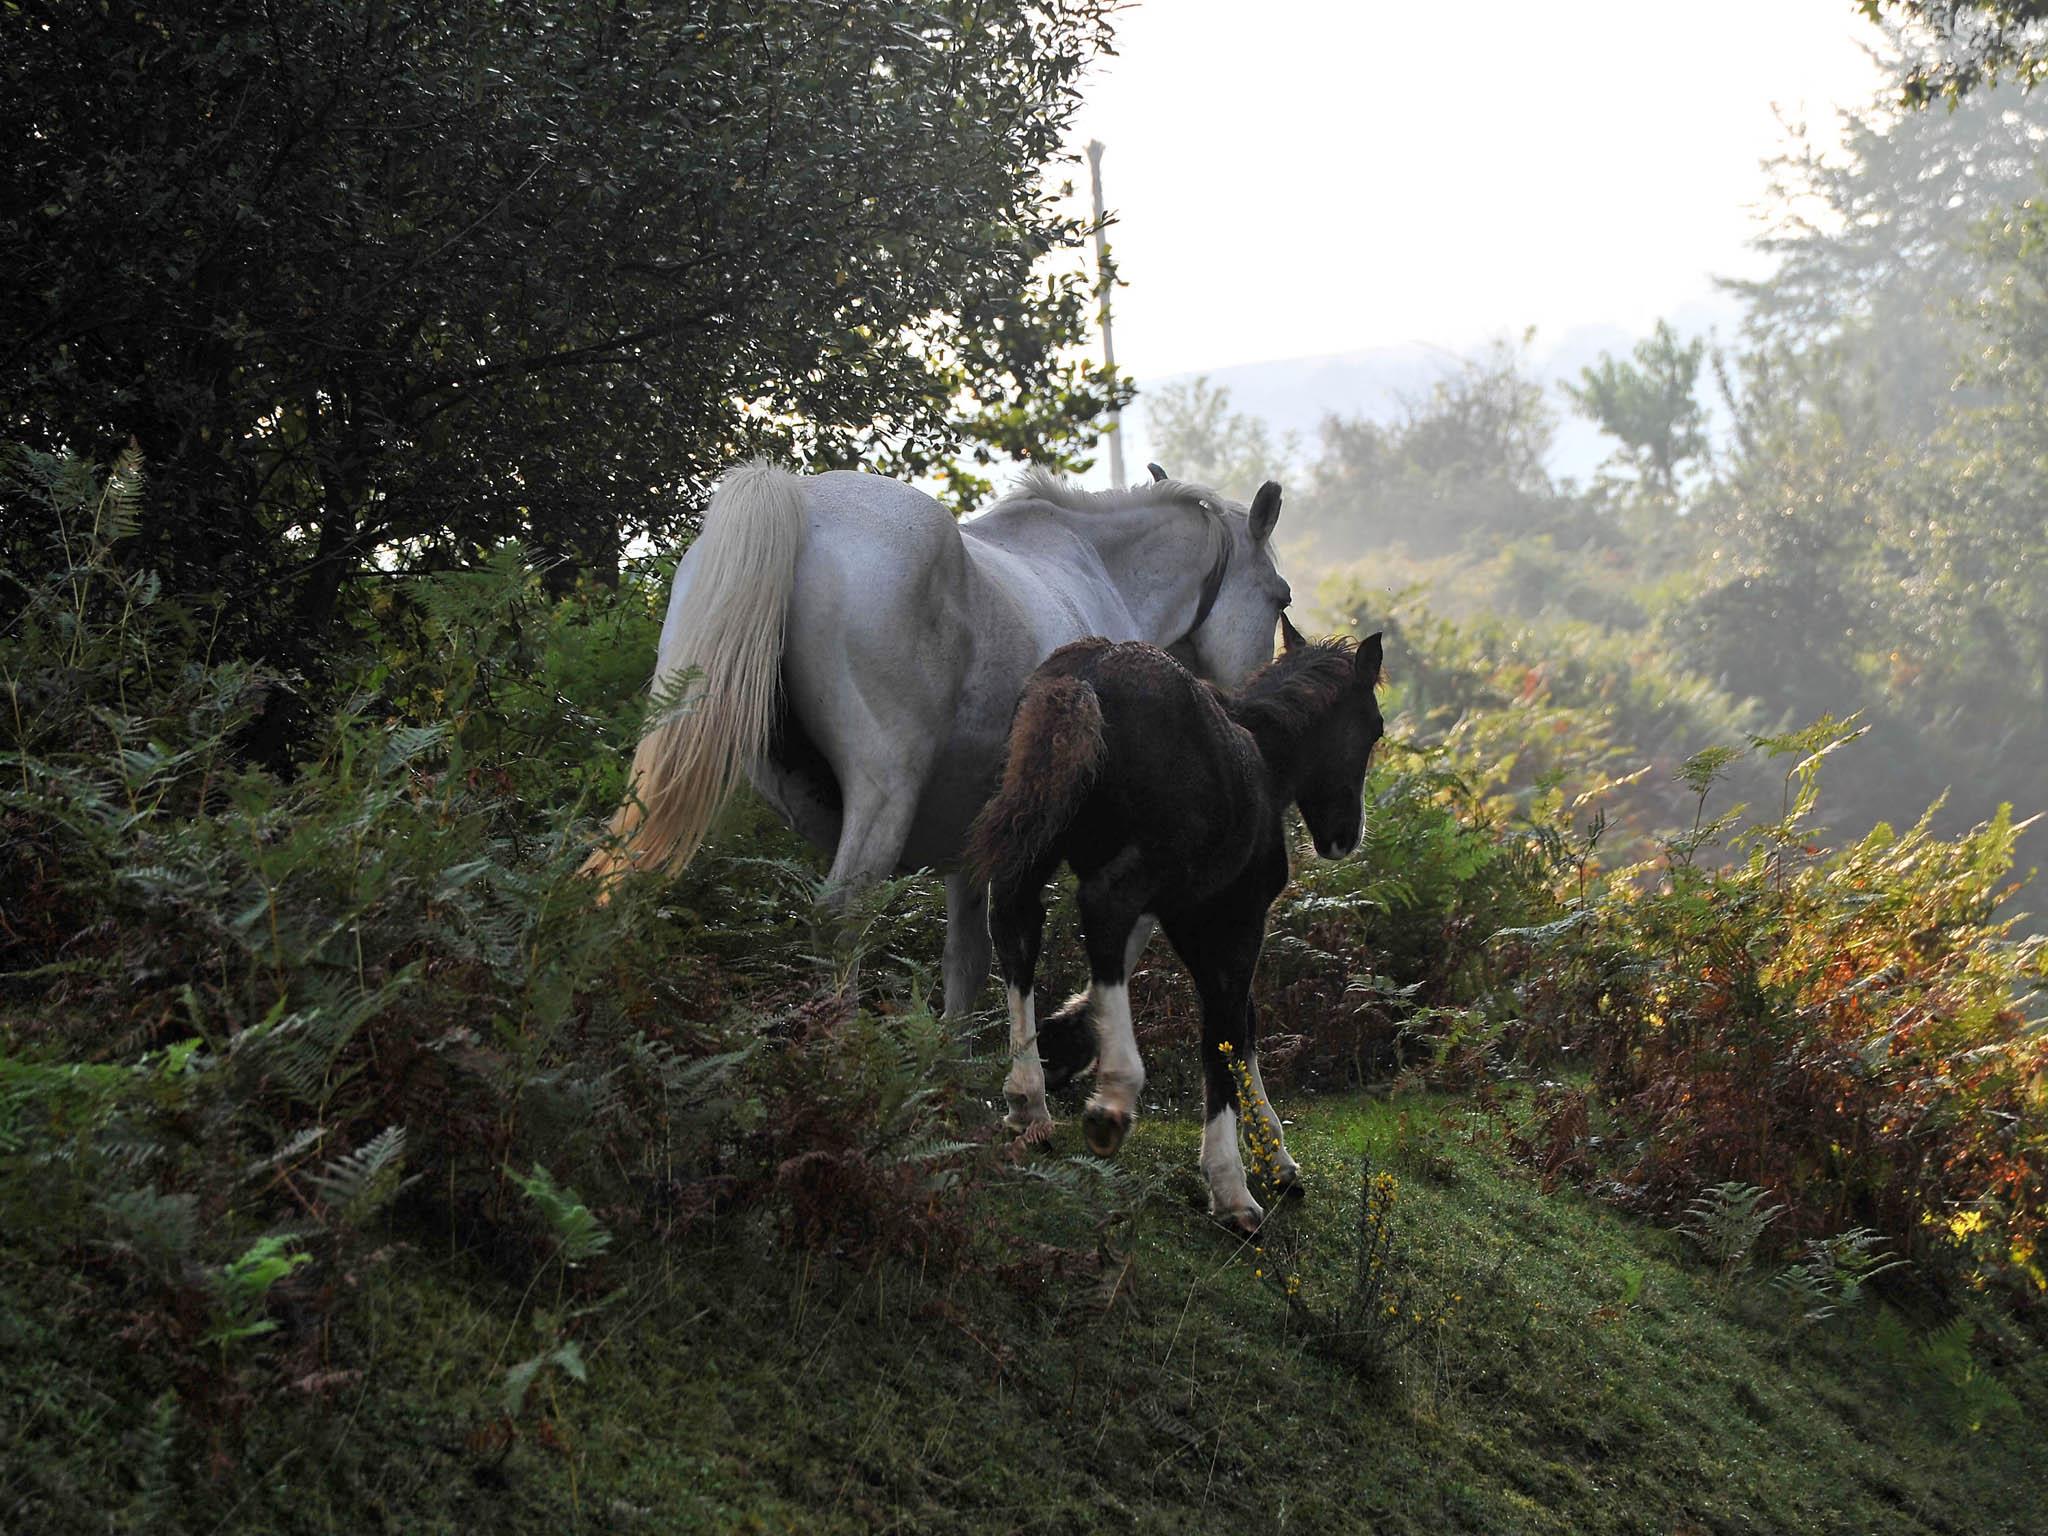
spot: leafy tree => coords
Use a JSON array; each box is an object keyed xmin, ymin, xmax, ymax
[
  {"xmin": 1295, "ymin": 335, "xmax": 1591, "ymax": 562},
  {"xmin": 1859, "ymin": 1, "xmax": 2048, "ymax": 102},
  {"xmin": 1729, "ymin": 35, "xmax": 2048, "ymax": 436},
  {"xmin": 1933, "ymin": 195, "xmax": 2048, "ymax": 726},
  {"xmin": 1141, "ymin": 375, "xmax": 1294, "ymax": 494},
  {"xmin": 1565, "ymin": 320, "xmax": 1708, "ymax": 499},
  {"xmin": 1666, "ymin": 42, "xmax": 2048, "ymax": 827},
  {"xmin": 1, "ymin": 0, "xmax": 1124, "ymax": 668}
]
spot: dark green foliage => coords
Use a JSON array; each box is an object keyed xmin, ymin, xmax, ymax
[
  {"xmin": 0, "ymin": 448, "xmax": 1004, "ymax": 1443},
  {"xmin": 13, "ymin": 1093, "xmax": 2039, "ymax": 1533},
  {"xmin": 1, "ymin": 0, "xmax": 1126, "ymax": 671}
]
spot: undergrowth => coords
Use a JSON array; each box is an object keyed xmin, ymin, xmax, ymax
[{"xmin": 2, "ymin": 448, "xmax": 2042, "ymax": 1531}]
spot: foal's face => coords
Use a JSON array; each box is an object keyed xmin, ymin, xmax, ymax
[{"xmin": 1296, "ymin": 634, "xmax": 1385, "ymax": 860}]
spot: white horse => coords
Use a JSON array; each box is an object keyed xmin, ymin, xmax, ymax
[{"xmin": 585, "ymin": 462, "xmax": 1294, "ymax": 1016}]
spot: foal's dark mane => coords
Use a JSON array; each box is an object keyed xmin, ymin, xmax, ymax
[{"xmin": 1224, "ymin": 638, "xmax": 1359, "ymax": 741}]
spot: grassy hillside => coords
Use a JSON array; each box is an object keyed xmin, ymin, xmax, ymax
[
  {"xmin": 5, "ymin": 458, "xmax": 2042, "ymax": 1535},
  {"xmin": 9, "ymin": 1084, "xmax": 2039, "ymax": 1535}
]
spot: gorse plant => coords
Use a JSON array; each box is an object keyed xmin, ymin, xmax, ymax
[{"xmin": 1257, "ymin": 1154, "xmax": 1460, "ymax": 1380}]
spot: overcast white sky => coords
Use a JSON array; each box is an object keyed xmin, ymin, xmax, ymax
[{"xmin": 1063, "ymin": 0, "xmax": 1889, "ymax": 378}]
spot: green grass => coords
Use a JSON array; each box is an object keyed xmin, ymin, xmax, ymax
[{"xmin": 5, "ymin": 1090, "xmax": 2043, "ymax": 1535}]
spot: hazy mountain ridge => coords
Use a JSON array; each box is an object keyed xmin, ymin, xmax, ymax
[{"xmin": 1114, "ymin": 298, "xmax": 1743, "ymax": 489}]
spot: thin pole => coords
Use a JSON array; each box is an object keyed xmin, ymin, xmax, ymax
[{"xmin": 1086, "ymin": 138, "xmax": 1126, "ymax": 490}]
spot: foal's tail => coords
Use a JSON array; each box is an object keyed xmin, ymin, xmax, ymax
[
  {"xmin": 581, "ymin": 462, "xmax": 805, "ymax": 891},
  {"xmin": 966, "ymin": 676, "xmax": 1106, "ymax": 894}
]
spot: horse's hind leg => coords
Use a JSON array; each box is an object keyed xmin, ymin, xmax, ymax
[
  {"xmin": 988, "ymin": 866, "xmax": 1054, "ymax": 1135},
  {"xmin": 941, "ymin": 871, "xmax": 993, "ymax": 1022},
  {"xmin": 820, "ymin": 773, "xmax": 926, "ymax": 896},
  {"xmin": 1075, "ymin": 855, "xmax": 1153, "ymax": 1158},
  {"xmin": 785, "ymin": 566, "xmax": 958, "ymax": 931},
  {"xmin": 1037, "ymin": 914, "xmax": 1154, "ymax": 1091}
]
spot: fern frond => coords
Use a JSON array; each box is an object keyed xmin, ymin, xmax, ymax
[
  {"xmin": 310, "ymin": 1124, "xmax": 412, "ymax": 1226},
  {"xmin": 98, "ymin": 443, "xmax": 144, "ymax": 547},
  {"xmin": 100, "ymin": 1187, "xmax": 198, "ymax": 1277},
  {"xmin": 509, "ymin": 1163, "xmax": 612, "ymax": 1264}
]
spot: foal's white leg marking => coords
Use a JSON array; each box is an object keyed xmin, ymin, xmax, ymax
[
  {"xmin": 1124, "ymin": 914, "xmax": 1156, "ymax": 979},
  {"xmin": 1245, "ymin": 1052, "xmax": 1300, "ymax": 1185},
  {"xmin": 1073, "ymin": 915, "xmax": 1153, "ymax": 1095},
  {"xmin": 1201, "ymin": 1105, "xmax": 1261, "ymax": 1226},
  {"xmin": 1085, "ymin": 982, "xmax": 1144, "ymax": 1121},
  {"xmin": 1002, "ymin": 985, "xmax": 1050, "ymax": 1132}
]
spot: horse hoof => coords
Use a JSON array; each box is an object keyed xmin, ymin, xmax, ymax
[
  {"xmin": 1003, "ymin": 1096, "xmax": 1052, "ymax": 1137},
  {"xmin": 1081, "ymin": 1104, "xmax": 1132, "ymax": 1158},
  {"xmin": 1212, "ymin": 1202, "xmax": 1266, "ymax": 1237}
]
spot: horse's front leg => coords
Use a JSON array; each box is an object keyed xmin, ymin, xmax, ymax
[
  {"xmin": 1196, "ymin": 1000, "xmax": 1263, "ymax": 1235},
  {"xmin": 1167, "ymin": 907, "xmax": 1268, "ymax": 1233},
  {"xmin": 1239, "ymin": 994, "xmax": 1302, "ymax": 1198},
  {"xmin": 941, "ymin": 870, "xmax": 993, "ymax": 1024}
]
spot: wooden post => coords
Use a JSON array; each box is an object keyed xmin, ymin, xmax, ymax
[{"xmin": 1086, "ymin": 138, "xmax": 1126, "ymax": 490}]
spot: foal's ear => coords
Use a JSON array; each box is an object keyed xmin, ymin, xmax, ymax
[
  {"xmin": 1248, "ymin": 481, "xmax": 1282, "ymax": 544},
  {"xmin": 1353, "ymin": 631, "xmax": 1384, "ymax": 692},
  {"xmin": 1147, "ymin": 462, "xmax": 1169, "ymax": 482},
  {"xmin": 1279, "ymin": 612, "xmax": 1307, "ymax": 653}
]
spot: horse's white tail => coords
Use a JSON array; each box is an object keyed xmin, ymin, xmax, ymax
[{"xmin": 582, "ymin": 462, "xmax": 806, "ymax": 890}]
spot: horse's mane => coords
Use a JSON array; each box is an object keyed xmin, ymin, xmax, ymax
[
  {"xmin": 1226, "ymin": 638, "xmax": 1359, "ymax": 737},
  {"xmin": 997, "ymin": 466, "xmax": 1232, "ymax": 518}
]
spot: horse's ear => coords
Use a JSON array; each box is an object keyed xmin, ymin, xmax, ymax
[
  {"xmin": 1248, "ymin": 481, "xmax": 1282, "ymax": 544},
  {"xmin": 1354, "ymin": 631, "xmax": 1384, "ymax": 692},
  {"xmin": 1147, "ymin": 462, "xmax": 1169, "ymax": 482},
  {"xmin": 1279, "ymin": 612, "xmax": 1306, "ymax": 653}
]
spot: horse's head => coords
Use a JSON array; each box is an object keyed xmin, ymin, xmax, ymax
[
  {"xmin": 1290, "ymin": 629, "xmax": 1384, "ymax": 860},
  {"xmin": 1175, "ymin": 478, "xmax": 1295, "ymax": 688}
]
